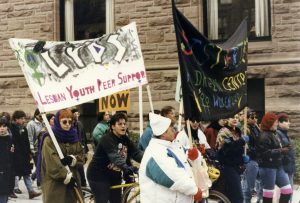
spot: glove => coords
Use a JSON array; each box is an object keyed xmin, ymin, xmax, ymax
[
  {"xmin": 198, "ymin": 144, "xmax": 206, "ymax": 156},
  {"xmin": 241, "ymin": 134, "xmax": 249, "ymax": 143},
  {"xmin": 188, "ymin": 147, "xmax": 199, "ymax": 161},
  {"xmin": 60, "ymin": 155, "xmax": 76, "ymax": 167},
  {"xmin": 242, "ymin": 154, "xmax": 250, "ymax": 163},
  {"xmin": 122, "ymin": 165, "xmax": 139, "ymax": 175},
  {"xmin": 280, "ymin": 147, "xmax": 290, "ymax": 155},
  {"xmin": 122, "ymin": 165, "xmax": 138, "ymax": 183},
  {"xmin": 67, "ymin": 176, "xmax": 78, "ymax": 188},
  {"xmin": 194, "ymin": 188, "xmax": 202, "ymax": 201}
]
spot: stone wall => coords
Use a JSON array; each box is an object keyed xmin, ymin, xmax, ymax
[
  {"xmin": 113, "ymin": 0, "xmax": 300, "ymax": 137},
  {"xmin": 0, "ymin": 0, "xmax": 299, "ymax": 137},
  {"xmin": 0, "ymin": 0, "xmax": 57, "ymax": 115}
]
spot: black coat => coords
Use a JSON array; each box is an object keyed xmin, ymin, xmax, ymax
[
  {"xmin": 0, "ymin": 136, "xmax": 14, "ymax": 195},
  {"xmin": 11, "ymin": 123, "xmax": 32, "ymax": 176},
  {"xmin": 87, "ymin": 131, "xmax": 143, "ymax": 182},
  {"xmin": 256, "ymin": 130, "xmax": 283, "ymax": 168}
]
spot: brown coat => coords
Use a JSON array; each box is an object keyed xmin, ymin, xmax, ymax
[{"xmin": 41, "ymin": 136, "xmax": 85, "ymax": 203}]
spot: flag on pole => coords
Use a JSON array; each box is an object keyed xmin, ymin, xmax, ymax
[
  {"xmin": 9, "ymin": 22, "xmax": 147, "ymax": 112},
  {"xmin": 172, "ymin": 0, "xmax": 248, "ymax": 121}
]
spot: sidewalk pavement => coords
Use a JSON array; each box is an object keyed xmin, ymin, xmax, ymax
[
  {"xmin": 9, "ymin": 179, "xmax": 300, "ymax": 203},
  {"xmin": 8, "ymin": 146, "xmax": 300, "ymax": 203}
]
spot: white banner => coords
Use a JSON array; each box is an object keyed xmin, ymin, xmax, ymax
[{"xmin": 9, "ymin": 22, "xmax": 147, "ymax": 112}]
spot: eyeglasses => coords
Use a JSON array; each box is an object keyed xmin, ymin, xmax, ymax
[
  {"xmin": 60, "ymin": 119, "xmax": 72, "ymax": 125},
  {"xmin": 249, "ymin": 116, "xmax": 257, "ymax": 119},
  {"xmin": 190, "ymin": 120, "xmax": 199, "ymax": 123}
]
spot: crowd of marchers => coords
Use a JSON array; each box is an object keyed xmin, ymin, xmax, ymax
[{"xmin": 0, "ymin": 106, "xmax": 295, "ymax": 203}]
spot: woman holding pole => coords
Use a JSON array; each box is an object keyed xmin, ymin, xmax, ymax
[{"xmin": 38, "ymin": 109, "xmax": 85, "ymax": 203}]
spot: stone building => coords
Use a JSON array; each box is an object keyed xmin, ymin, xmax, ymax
[{"xmin": 0, "ymin": 0, "xmax": 299, "ymax": 138}]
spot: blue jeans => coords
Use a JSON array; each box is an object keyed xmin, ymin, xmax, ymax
[
  {"xmin": 242, "ymin": 160, "xmax": 262, "ymax": 203},
  {"xmin": 23, "ymin": 175, "xmax": 34, "ymax": 193},
  {"xmin": 259, "ymin": 167, "xmax": 292, "ymax": 198},
  {"xmin": 0, "ymin": 195, "xmax": 8, "ymax": 203}
]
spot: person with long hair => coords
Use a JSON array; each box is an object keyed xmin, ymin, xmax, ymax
[
  {"xmin": 204, "ymin": 119, "xmax": 227, "ymax": 150},
  {"xmin": 216, "ymin": 114, "xmax": 245, "ymax": 203}
]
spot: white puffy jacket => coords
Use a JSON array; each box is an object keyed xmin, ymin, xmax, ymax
[{"xmin": 139, "ymin": 138, "xmax": 198, "ymax": 203}]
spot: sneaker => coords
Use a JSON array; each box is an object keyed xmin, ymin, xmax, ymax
[
  {"xmin": 14, "ymin": 188, "xmax": 22, "ymax": 194},
  {"xmin": 9, "ymin": 192, "xmax": 18, "ymax": 198},
  {"xmin": 251, "ymin": 191, "xmax": 258, "ymax": 203},
  {"xmin": 29, "ymin": 190, "xmax": 42, "ymax": 199}
]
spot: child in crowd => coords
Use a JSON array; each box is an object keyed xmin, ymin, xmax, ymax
[{"xmin": 0, "ymin": 117, "xmax": 14, "ymax": 203}]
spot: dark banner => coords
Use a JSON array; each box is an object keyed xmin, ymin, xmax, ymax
[{"xmin": 172, "ymin": 0, "xmax": 248, "ymax": 121}]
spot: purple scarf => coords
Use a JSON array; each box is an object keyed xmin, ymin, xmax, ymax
[
  {"xmin": 52, "ymin": 111, "xmax": 79, "ymax": 143},
  {"xmin": 36, "ymin": 110, "xmax": 79, "ymax": 183}
]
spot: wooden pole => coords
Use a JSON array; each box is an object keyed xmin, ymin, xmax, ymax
[
  {"xmin": 139, "ymin": 85, "xmax": 143, "ymax": 136},
  {"xmin": 146, "ymin": 85, "xmax": 154, "ymax": 113},
  {"xmin": 243, "ymin": 107, "xmax": 248, "ymax": 156},
  {"xmin": 178, "ymin": 99, "xmax": 183, "ymax": 131}
]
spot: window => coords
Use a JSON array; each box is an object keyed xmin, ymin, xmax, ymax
[
  {"xmin": 60, "ymin": 0, "xmax": 114, "ymax": 41},
  {"xmin": 204, "ymin": 0, "xmax": 270, "ymax": 41}
]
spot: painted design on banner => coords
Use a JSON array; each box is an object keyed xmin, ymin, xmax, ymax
[
  {"xmin": 172, "ymin": 0, "xmax": 248, "ymax": 121},
  {"xmin": 9, "ymin": 22, "xmax": 147, "ymax": 112}
]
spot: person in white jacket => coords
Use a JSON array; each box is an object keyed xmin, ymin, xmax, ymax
[
  {"xmin": 139, "ymin": 113, "xmax": 202, "ymax": 203},
  {"xmin": 176, "ymin": 119, "xmax": 211, "ymax": 150}
]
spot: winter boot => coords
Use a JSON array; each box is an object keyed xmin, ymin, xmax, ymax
[
  {"xmin": 29, "ymin": 190, "xmax": 41, "ymax": 199},
  {"xmin": 262, "ymin": 197, "xmax": 272, "ymax": 203},
  {"xmin": 279, "ymin": 194, "xmax": 291, "ymax": 203}
]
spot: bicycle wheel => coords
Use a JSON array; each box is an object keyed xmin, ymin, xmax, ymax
[
  {"xmin": 121, "ymin": 184, "xmax": 140, "ymax": 203},
  {"xmin": 195, "ymin": 190, "xmax": 231, "ymax": 203},
  {"xmin": 81, "ymin": 187, "xmax": 95, "ymax": 203}
]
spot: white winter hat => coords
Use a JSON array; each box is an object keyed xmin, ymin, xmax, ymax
[{"xmin": 149, "ymin": 112, "xmax": 171, "ymax": 136}]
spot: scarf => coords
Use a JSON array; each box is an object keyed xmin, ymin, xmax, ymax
[
  {"xmin": 36, "ymin": 110, "xmax": 79, "ymax": 183},
  {"xmin": 52, "ymin": 111, "xmax": 79, "ymax": 143}
]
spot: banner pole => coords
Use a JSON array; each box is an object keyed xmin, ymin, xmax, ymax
[
  {"xmin": 178, "ymin": 99, "xmax": 183, "ymax": 131},
  {"xmin": 186, "ymin": 119, "xmax": 193, "ymax": 148},
  {"xmin": 146, "ymin": 85, "xmax": 154, "ymax": 113},
  {"xmin": 139, "ymin": 85, "xmax": 143, "ymax": 136},
  {"xmin": 243, "ymin": 107, "xmax": 248, "ymax": 156}
]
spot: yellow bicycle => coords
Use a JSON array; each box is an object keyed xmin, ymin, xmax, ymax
[{"xmin": 82, "ymin": 181, "xmax": 140, "ymax": 203}]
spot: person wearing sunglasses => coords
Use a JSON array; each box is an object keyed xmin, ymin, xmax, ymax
[
  {"xmin": 241, "ymin": 109, "xmax": 263, "ymax": 203},
  {"xmin": 37, "ymin": 109, "xmax": 85, "ymax": 203}
]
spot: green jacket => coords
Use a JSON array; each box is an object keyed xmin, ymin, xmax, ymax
[
  {"xmin": 41, "ymin": 136, "xmax": 85, "ymax": 203},
  {"xmin": 92, "ymin": 121, "xmax": 109, "ymax": 145}
]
